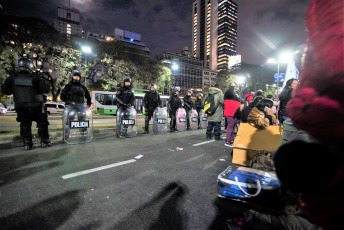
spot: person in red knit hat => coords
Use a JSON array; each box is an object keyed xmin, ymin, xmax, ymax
[{"xmin": 274, "ymin": 0, "xmax": 344, "ymax": 229}]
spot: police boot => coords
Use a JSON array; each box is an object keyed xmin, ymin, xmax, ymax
[
  {"xmin": 23, "ymin": 138, "xmax": 33, "ymax": 151},
  {"xmin": 144, "ymin": 116, "xmax": 149, "ymax": 134},
  {"xmin": 170, "ymin": 116, "xmax": 176, "ymax": 132},
  {"xmin": 38, "ymin": 127, "xmax": 52, "ymax": 148},
  {"xmin": 186, "ymin": 118, "xmax": 191, "ymax": 130},
  {"xmin": 20, "ymin": 126, "xmax": 33, "ymax": 150}
]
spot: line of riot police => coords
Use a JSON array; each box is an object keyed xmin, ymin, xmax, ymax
[{"xmin": 1, "ymin": 58, "xmax": 207, "ymax": 149}]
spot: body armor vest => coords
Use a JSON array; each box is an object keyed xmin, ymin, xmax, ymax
[
  {"xmin": 145, "ymin": 91, "xmax": 159, "ymax": 109},
  {"xmin": 13, "ymin": 73, "xmax": 43, "ymax": 107},
  {"xmin": 69, "ymin": 84, "xmax": 85, "ymax": 103}
]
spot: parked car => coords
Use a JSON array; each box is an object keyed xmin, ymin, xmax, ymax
[
  {"xmin": 0, "ymin": 107, "xmax": 8, "ymax": 114},
  {"xmin": 44, "ymin": 102, "xmax": 65, "ymax": 114}
]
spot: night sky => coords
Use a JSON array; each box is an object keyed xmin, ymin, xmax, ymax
[{"xmin": 1, "ymin": 0, "xmax": 311, "ymax": 64}]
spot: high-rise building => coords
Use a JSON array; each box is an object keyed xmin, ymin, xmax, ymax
[
  {"xmin": 156, "ymin": 49, "xmax": 217, "ymax": 95},
  {"xmin": 156, "ymin": 51, "xmax": 203, "ymax": 96},
  {"xmin": 192, "ymin": 0, "xmax": 238, "ymax": 71},
  {"xmin": 53, "ymin": 7, "xmax": 83, "ymax": 40}
]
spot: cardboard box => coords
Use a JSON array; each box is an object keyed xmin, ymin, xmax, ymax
[{"xmin": 232, "ymin": 123, "xmax": 283, "ymax": 166}]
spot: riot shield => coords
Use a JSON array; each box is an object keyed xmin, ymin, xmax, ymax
[
  {"xmin": 189, "ymin": 108, "xmax": 198, "ymax": 130},
  {"xmin": 153, "ymin": 107, "xmax": 168, "ymax": 134},
  {"xmin": 116, "ymin": 106, "xmax": 137, "ymax": 138},
  {"xmin": 176, "ymin": 107, "xmax": 187, "ymax": 131},
  {"xmin": 199, "ymin": 109, "xmax": 208, "ymax": 129},
  {"xmin": 63, "ymin": 104, "xmax": 93, "ymax": 144}
]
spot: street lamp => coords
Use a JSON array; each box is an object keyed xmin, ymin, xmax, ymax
[
  {"xmin": 81, "ymin": 45, "xmax": 92, "ymax": 87},
  {"xmin": 237, "ymin": 76, "xmax": 246, "ymax": 85},
  {"xmin": 266, "ymin": 52, "xmax": 293, "ymax": 95}
]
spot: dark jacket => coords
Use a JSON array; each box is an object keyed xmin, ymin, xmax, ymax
[
  {"xmin": 61, "ymin": 81, "xmax": 91, "ymax": 106},
  {"xmin": 279, "ymin": 88, "xmax": 293, "ymax": 118},
  {"xmin": 168, "ymin": 94, "xmax": 181, "ymax": 110},
  {"xmin": 115, "ymin": 86, "xmax": 135, "ymax": 108},
  {"xmin": 143, "ymin": 90, "xmax": 161, "ymax": 112},
  {"xmin": 183, "ymin": 95, "xmax": 194, "ymax": 110},
  {"xmin": 195, "ymin": 98, "xmax": 203, "ymax": 111},
  {"xmin": 240, "ymin": 106, "xmax": 254, "ymax": 123}
]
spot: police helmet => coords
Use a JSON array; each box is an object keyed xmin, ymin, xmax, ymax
[
  {"xmin": 197, "ymin": 93, "xmax": 203, "ymax": 97},
  {"xmin": 174, "ymin": 86, "xmax": 180, "ymax": 92},
  {"xmin": 123, "ymin": 76, "xmax": 131, "ymax": 83},
  {"xmin": 18, "ymin": 58, "xmax": 35, "ymax": 73},
  {"xmin": 72, "ymin": 69, "xmax": 81, "ymax": 77},
  {"xmin": 187, "ymin": 90, "xmax": 193, "ymax": 95},
  {"xmin": 150, "ymin": 83, "xmax": 157, "ymax": 90}
]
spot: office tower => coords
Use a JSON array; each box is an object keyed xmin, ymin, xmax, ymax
[
  {"xmin": 192, "ymin": 0, "xmax": 238, "ymax": 71},
  {"xmin": 53, "ymin": 7, "xmax": 83, "ymax": 40}
]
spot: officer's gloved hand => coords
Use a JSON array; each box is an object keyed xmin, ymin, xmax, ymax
[{"xmin": 127, "ymin": 104, "xmax": 131, "ymax": 107}]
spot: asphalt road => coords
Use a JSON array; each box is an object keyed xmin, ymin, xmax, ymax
[
  {"xmin": 0, "ymin": 129, "xmax": 247, "ymax": 230},
  {"xmin": 0, "ymin": 113, "xmax": 123, "ymax": 132}
]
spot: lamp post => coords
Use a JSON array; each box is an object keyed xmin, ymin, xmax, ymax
[
  {"xmin": 81, "ymin": 45, "xmax": 92, "ymax": 87},
  {"xmin": 266, "ymin": 52, "xmax": 293, "ymax": 95}
]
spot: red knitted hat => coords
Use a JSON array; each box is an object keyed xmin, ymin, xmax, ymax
[{"xmin": 287, "ymin": 0, "xmax": 344, "ymax": 148}]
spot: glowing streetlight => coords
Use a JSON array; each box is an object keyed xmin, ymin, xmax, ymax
[
  {"xmin": 171, "ymin": 63, "xmax": 179, "ymax": 71},
  {"xmin": 266, "ymin": 51, "xmax": 294, "ymax": 94},
  {"xmin": 81, "ymin": 45, "xmax": 92, "ymax": 87},
  {"xmin": 81, "ymin": 45, "xmax": 92, "ymax": 54},
  {"xmin": 237, "ymin": 76, "xmax": 246, "ymax": 85}
]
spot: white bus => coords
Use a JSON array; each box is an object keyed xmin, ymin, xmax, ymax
[
  {"xmin": 90, "ymin": 91, "xmax": 117, "ymax": 115},
  {"xmin": 90, "ymin": 91, "xmax": 170, "ymax": 115}
]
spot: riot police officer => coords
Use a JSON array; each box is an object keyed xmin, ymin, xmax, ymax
[
  {"xmin": 195, "ymin": 93, "xmax": 204, "ymax": 129},
  {"xmin": 115, "ymin": 76, "xmax": 135, "ymax": 109},
  {"xmin": 183, "ymin": 90, "xmax": 194, "ymax": 130},
  {"xmin": 1, "ymin": 58, "xmax": 51, "ymax": 150},
  {"xmin": 143, "ymin": 83, "xmax": 162, "ymax": 134},
  {"xmin": 60, "ymin": 70, "xmax": 91, "ymax": 106},
  {"xmin": 168, "ymin": 86, "xmax": 182, "ymax": 132}
]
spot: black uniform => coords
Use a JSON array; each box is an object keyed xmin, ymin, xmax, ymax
[
  {"xmin": 183, "ymin": 95, "xmax": 194, "ymax": 129},
  {"xmin": 60, "ymin": 81, "xmax": 91, "ymax": 106},
  {"xmin": 115, "ymin": 86, "xmax": 135, "ymax": 109},
  {"xmin": 1, "ymin": 72, "xmax": 51, "ymax": 149},
  {"xmin": 143, "ymin": 90, "xmax": 162, "ymax": 133},
  {"xmin": 168, "ymin": 93, "xmax": 182, "ymax": 131},
  {"xmin": 195, "ymin": 98, "xmax": 203, "ymax": 128}
]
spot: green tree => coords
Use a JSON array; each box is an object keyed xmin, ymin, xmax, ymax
[
  {"xmin": 0, "ymin": 47, "xmax": 21, "ymax": 86},
  {"xmin": 216, "ymin": 70, "xmax": 236, "ymax": 92}
]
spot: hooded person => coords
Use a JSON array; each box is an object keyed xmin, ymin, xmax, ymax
[
  {"xmin": 168, "ymin": 86, "xmax": 182, "ymax": 132},
  {"xmin": 205, "ymin": 84, "xmax": 224, "ymax": 141},
  {"xmin": 143, "ymin": 83, "xmax": 162, "ymax": 134},
  {"xmin": 224, "ymin": 82, "xmax": 243, "ymax": 147},
  {"xmin": 61, "ymin": 69, "xmax": 91, "ymax": 106},
  {"xmin": 247, "ymin": 98, "xmax": 275, "ymax": 129}
]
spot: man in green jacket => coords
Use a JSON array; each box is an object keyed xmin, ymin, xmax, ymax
[{"xmin": 205, "ymin": 84, "xmax": 224, "ymax": 140}]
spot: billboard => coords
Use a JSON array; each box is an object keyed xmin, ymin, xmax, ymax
[{"xmin": 228, "ymin": 55, "xmax": 241, "ymax": 68}]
